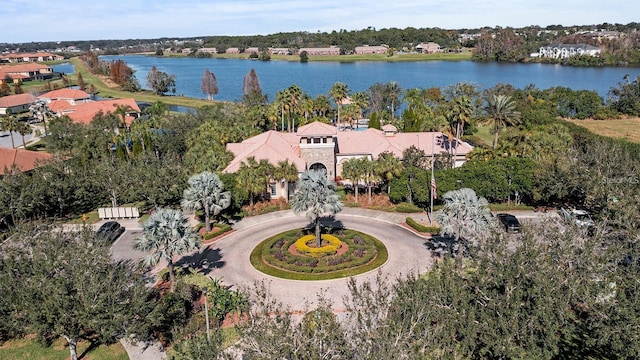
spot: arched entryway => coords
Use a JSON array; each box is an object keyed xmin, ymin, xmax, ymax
[{"xmin": 309, "ymin": 162, "xmax": 327, "ymax": 172}]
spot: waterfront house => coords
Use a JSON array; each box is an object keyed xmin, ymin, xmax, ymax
[
  {"xmin": 0, "ymin": 63, "xmax": 53, "ymax": 84},
  {"xmin": 415, "ymin": 42, "xmax": 442, "ymax": 54},
  {"xmin": 354, "ymin": 45, "xmax": 388, "ymax": 54},
  {"xmin": 535, "ymin": 43, "xmax": 601, "ymax": 59},
  {"xmin": 298, "ymin": 47, "xmax": 341, "ymax": 56}
]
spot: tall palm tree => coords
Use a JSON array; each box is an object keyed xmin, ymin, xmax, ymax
[
  {"xmin": 446, "ymin": 95, "xmax": 473, "ymax": 167},
  {"xmin": 485, "ymin": 94, "xmax": 521, "ymax": 149},
  {"xmin": 375, "ymin": 151, "xmax": 403, "ymax": 194},
  {"xmin": 329, "ymin": 82, "xmax": 350, "ymax": 130},
  {"xmin": 181, "ymin": 171, "xmax": 231, "ymax": 233},
  {"xmin": 286, "ymin": 85, "xmax": 302, "ymax": 132},
  {"xmin": 0, "ymin": 115, "xmax": 19, "ymax": 148},
  {"xmin": 435, "ymin": 188, "xmax": 493, "ymax": 269},
  {"xmin": 273, "ymin": 160, "xmax": 299, "ymax": 201},
  {"xmin": 15, "ymin": 121, "xmax": 31, "ymax": 148},
  {"xmin": 351, "ymin": 91, "xmax": 369, "ymax": 129},
  {"xmin": 133, "ymin": 208, "xmax": 201, "ymax": 291},
  {"xmin": 29, "ymin": 99, "xmax": 52, "ymax": 135},
  {"xmin": 313, "ymin": 94, "xmax": 332, "ymax": 118},
  {"xmin": 361, "ymin": 157, "xmax": 379, "ymax": 204},
  {"xmin": 290, "ymin": 169, "xmax": 343, "ymax": 247},
  {"xmin": 386, "ymin": 81, "xmax": 403, "ymax": 121},
  {"xmin": 341, "ymin": 157, "xmax": 364, "ymax": 203},
  {"xmin": 237, "ymin": 157, "xmax": 266, "ymax": 205},
  {"xmin": 341, "ymin": 104, "xmax": 359, "ymax": 130},
  {"xmin": 275, "ymin": 90, "xmax": 287, "ymax": 131}
]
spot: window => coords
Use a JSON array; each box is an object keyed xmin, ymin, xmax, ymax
[{"xmin": 270, "ymin": 183, "xmax": 277, "ymax": 197}]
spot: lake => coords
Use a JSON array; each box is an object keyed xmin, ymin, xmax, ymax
[{"xmin": 97, "ymin": 55, "xmax": 640, "ymax": 103}]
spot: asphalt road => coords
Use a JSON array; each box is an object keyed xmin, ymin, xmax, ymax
[{"xmin": 204, "ymin": 212, "xmax": 434, "ymax": 313}]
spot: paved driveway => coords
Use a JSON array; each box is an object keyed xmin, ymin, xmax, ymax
[{"xmin": 204, "ymin": 211, "xmax": 434, "ymax": 313}]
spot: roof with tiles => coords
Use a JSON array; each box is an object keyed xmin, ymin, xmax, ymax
[
  {"xmin": 296, "ymin": 121, "xmax": 336, "ymax": 137},
  {"xmin": 224, "ymin": 131, "xmax": 304, "ymax": 173},
  {"xmin": 0, "ymin": 93, "xmax": 37, "ymax": 108},
  {"xmin": 65, "ymin": 98, "xmax": 140, "ymax": 125},
  {"xmin": 39, "ymin": 88, "xmax": 91, "ymax": 101},
  {"xmin": 0, "ymin": 148, "xmax": 53, "ymax": 175},
  {"xmin": 223, "ymin": 121, "xmax": 473, "ymax": 174}
]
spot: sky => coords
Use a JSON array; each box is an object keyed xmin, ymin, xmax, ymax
[{"xmin": 2, "ymin": 0, "xmax": 637, "ymax": 44}]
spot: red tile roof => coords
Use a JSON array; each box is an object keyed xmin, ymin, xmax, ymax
[
  {"xmin": 0, "ymin": 93, "xmax": 37, "ymax": 108},
  {"xmin": 0, "ymin": 148, "xmax": 53, "ymax": 175},
  {"xmin": 223, "ymin": 121, "xmax": 474, "ymax": 175},
  {"xmin": 65, "ymin": 98, "xmax": 141, "ymax": 125},
  {"xmin": 39, "ymin": 88, "xmax": 91, "ymax": 101}
]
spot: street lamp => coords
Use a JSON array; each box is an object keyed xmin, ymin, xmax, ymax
[{"xmin": 202, "ymin": 287, "xmax": 210, "ymax": 342}]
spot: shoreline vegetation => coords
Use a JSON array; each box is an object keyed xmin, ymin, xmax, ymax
[{"xmin": 66, "ymin": 54, "xmax": 639, "ymax": 144}]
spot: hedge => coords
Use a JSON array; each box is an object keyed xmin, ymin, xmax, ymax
[
  {"xmin": 406, "ymin": 217, "xmax": 441, "ymax": 234},
  {"xmin": 203, "ymin": 223, "xmax": 233, "ymax": 240}
]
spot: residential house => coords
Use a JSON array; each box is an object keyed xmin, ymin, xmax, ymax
[
  {"xmin": 223, "ymin": 121, "xmax": 473, "ymax": 200},
  {"xmin": 0, "ymin": 93, "xmax": 38, "ymax": 115},
  {"xmin": 298, "ymin": 47, "xmax": 341, "ymax": 56},
  {"xmin": 62, "ymin": 99, "xmax": 141, "ymax": 126},
  {"xmin": 197, "ymin": 47, "xmax": 218, "ymax": 54},
  {"xmin": 535, "ymin": 43, "xmax": 601, "ymax": 59},
  {"xmin": 415, "ymin": 42, "xmax": 442, "ymax": 54},
  {"xmin": 225, "ymin": 48, "xmax": 241, "ymax": 54},
  {"xmin": 0, "ymin": 52, "xmax": 64, "ymax": 64},
  {"xmin": 0, "ymin": 148, "xmax": 53, "ymax": 176},
  {"xmin": 269, "ymin": 48, "xmax": 291, "ymax": 55},
  {"xmin": 0, "ymin": 63, "xmax": 53, "ymax": 84},
  {"xmin": 354, "ymin": 45, "xmax": 388, "ymax": 54},
  {"xmin": 244, "ymin": 47, "xmax": 260, "ymax": 55},
  {"xmin": 38, "ymin": 88, "xmax": 92, "ymax": 105}
]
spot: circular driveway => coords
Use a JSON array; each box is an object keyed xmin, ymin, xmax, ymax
[{"xmin": 204, "ymin": 212, "xmax": 434, "ymax": 312}]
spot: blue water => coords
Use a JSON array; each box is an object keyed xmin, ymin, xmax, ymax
[
  {"xmin": 99, "ymin": 55, "xmax": 640, "ymax": 102},
  {"xmin": 51, "ymin": 63, "xmax": 75, "ymax": 75}
]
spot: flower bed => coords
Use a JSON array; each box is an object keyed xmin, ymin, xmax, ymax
[
  {"xmin": 250, "ymin": 229, "xmax": 388, "ymax": 280},
  {"xmin": 294, "ymin": 234, "xmax": 342, "ymax": 256}
]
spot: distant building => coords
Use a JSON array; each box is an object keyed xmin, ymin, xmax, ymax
[
  {"xmin": 298, "ymin": 47, "xmax": 341, "ymax": 56},
  {"xmin": 197, "ymin": 47, "xmax": 218, "ymax": 54},
  {"xmin": 415, "ymin": 42, "xmax": 442, "ymax": 54},
  {"xmin": 354, "ymin": 45, "xmax": 388, "ymax": 54},
  {"xmin": 534, "ymin": 43, "xmax": 601, "ymax": 59},
  {"xmin": 0, "ymin": 63, "xmax": 53, "ymax": 84},
  {"xmin": 269, "ymin": 47, "xmax": 291, "ymax": 55},
  {"xmin": 225, "ymin": 48, "xmax": 241, "ymax": 54},
  {"xmin": 0, "ymin": 52, "xmax": 64, "ymax": 64},
  {"xmin": 244, "ymin": 47, "xmax": 260, "ymax": 55}
]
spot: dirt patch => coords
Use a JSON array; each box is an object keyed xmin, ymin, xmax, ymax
[{"xmin": 565, "ymin": 117, "xmax": 640, "ymax": 144}]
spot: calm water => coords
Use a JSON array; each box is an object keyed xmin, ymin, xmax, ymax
[{"xmin": 99, "ymin": 55, "xmax": 640, "ymax": 102}]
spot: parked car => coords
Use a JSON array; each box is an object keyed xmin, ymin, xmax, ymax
[
  {"xmin": 96, "ymin": 221, "xmax": 125, "ymax": 244},
  {"xmin": 497, "ymin": 213, "xmax": 521, "ymax": 233}
]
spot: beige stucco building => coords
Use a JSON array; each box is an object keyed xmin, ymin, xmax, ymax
[{"xmin": 223, "ymin": 122, "xmax": 473, "ymax": 200}]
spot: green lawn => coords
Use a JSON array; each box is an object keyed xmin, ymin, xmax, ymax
[
  {"xmin": 473, "ymin": 125, "xmax": 494, "ymax": 146},
  {"xmin": 0, "ymin": 337, "xmax": 128, "ymax": 360}
]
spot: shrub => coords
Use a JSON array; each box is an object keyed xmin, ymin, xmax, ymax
[
  {"xmin": 294, "ymin": 234, "xmax": 342, "ymax": 256},
  {"xmin": 395, "ymin": 202, "xmax": 423, "ymax": 213},
  {"xmin": 406, "ymin": 217, "xmax": 441, "ymax": 234},
  {"xmin": 203, "ymin": 223, "xmax": 232, "ymax": 240}
]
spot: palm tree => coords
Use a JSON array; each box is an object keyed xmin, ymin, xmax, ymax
[
  {"xmin": 133, "ymin": 208, "xmax": 201, "ymax": 291},
  {"xmin": 341, "ymin": 104, "xmax": 359, "ymax": 130},
  {"xmin": 435, "ymin": 188, "xmax": 493, "ymax": 269},
  {"xmin": 275, "ymin": 90, "xmax": 287, "ymax": 131},
  {"xmin": 113, "ymin": 104, "xmax": 134, "ymax": 128},
  {"xmin": 286, "ymin": 85, "xmax": 302, "ymax": 132},
  {"xmin": 485, "ymin": 94, "xmax": 521, "ymax": 149},
  {"xmin": 15, "ymin": 121, "xmax": 31, "ymax": 148},
  {"xmin": 181, "ymin": 172, "xmax": 231, "ymax": 233},
  {"xmin": 237, "ymin": 157, "xmax": 266, "ymax": 206},
  {"xmin": 446, "ymin": 95, "xmax": 473, "ymax": 167},
  {"xmin": 375, "ymin": 151, "xmax": 403, "ymax": 194},
  {"xmin": 386, "ymin": 81, "xmax": 402, "ymax": 121},
  {"xmin": 290, "ymin": 169, "xmax": 343, "ymax": 247},
  {"xmin": 361, "ymin": 157, "xmax": 378, "ymax": 204},
  {"xmin": 29, "ymin": 99, "xmax": 52, "ymax": 136},
  {"xmin": 341, "ymin": 158, "xmax": 364, "ymax": 203},
  {"xmin": 0, "ymin": 115, "xmax": 19, "ymax": 148},
  {"xmin": 329, "ymin": 82, "xmax": 350, "ymax": 130},
  {"xmin": 351, "ymin": 91, "xmax": 369, "ymax": 129},
  {"xmin": 273, "ymin": 160, "xmax": 299, "ymax": 201}
]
